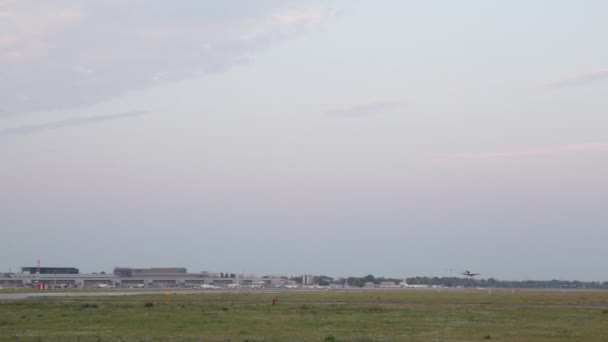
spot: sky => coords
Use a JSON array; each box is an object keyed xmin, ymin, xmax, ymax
[{"xmin": 1, "ymin": 0, "xmax": 607, "ymax": 281}]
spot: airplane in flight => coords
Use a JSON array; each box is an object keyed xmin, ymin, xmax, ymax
[{"xmin": 461, "ymin": 270, "xmax": 480, "ymax": 277}]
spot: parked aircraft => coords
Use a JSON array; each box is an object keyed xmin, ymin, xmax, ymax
[{"xmin": 400, "ymin": 279, "xmax": 429, "ymax": 288}]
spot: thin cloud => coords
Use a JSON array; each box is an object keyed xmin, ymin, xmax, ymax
[
  {"xmin": 433, "ymin": 142, "xmax": 608, "ymax": 164},
  {"xmin": 272, "ymin": 8, "xmax": 334, "ymax": 26},
  {"xmin": 327, "ymin": 100, "xmax": 400, "ymax": 118},
  {"xmin": 0, "ymin": 1, "xmax": 334, "ymax": 115},
  {"xmin": 0, "ymin": 110, "xmax": 146, "ymax": 136},
  {"xmin": 547, "ymin": 69, "xmax": 608, "ymax": 89}
]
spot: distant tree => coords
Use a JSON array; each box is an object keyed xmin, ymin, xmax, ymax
[
  {"xmin": 314, "ymin": 275, "xmax": 333, "ymax": 286},
  {"xmin": 363, "ymin": 274, "xmax": 375, "ymax": 283},
  {"xmin": 347, "ymin": 277, "xmax": 364, "ymax": 287}
]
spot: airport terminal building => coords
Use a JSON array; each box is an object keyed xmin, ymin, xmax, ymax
[{"xmin": 0, "ymin": 266, "xmax": 294, "ymax": 289}]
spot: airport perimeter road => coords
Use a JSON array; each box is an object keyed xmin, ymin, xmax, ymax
[{"xmin": 2, "ymin": 287, "xmax": 598, "ymax": 302}]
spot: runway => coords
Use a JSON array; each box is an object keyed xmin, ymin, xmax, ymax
[{"xmin": 0, "ymin": 288, "xmax": 360, "ymax": 301}]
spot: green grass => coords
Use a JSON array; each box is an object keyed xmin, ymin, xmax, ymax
[{"xmin": 1, "ymin": 290, "xmax": 608, "ymax": 341}]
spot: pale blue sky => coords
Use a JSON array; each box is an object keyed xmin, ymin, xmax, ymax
[{"xmin": 1, "ymin": 1, "xmax": 607, "ymax": 281}]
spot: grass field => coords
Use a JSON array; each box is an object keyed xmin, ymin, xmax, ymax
[{"xmin": 1, "ymin": 289, "xmax": 608, "ymax": 341}]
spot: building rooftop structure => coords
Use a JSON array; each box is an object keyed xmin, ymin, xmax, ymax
[
  {"xmin": 113, "ymin": 267, "xmax": 187, "ymax": 277},
  {"xmin": 21, "ymin": 267, "xmax": 79, "ymax": 274}
]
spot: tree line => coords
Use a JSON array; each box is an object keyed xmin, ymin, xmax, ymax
[{"xmin": 291, "ymin": 274, "xmax": 608, "ymax": 289}]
